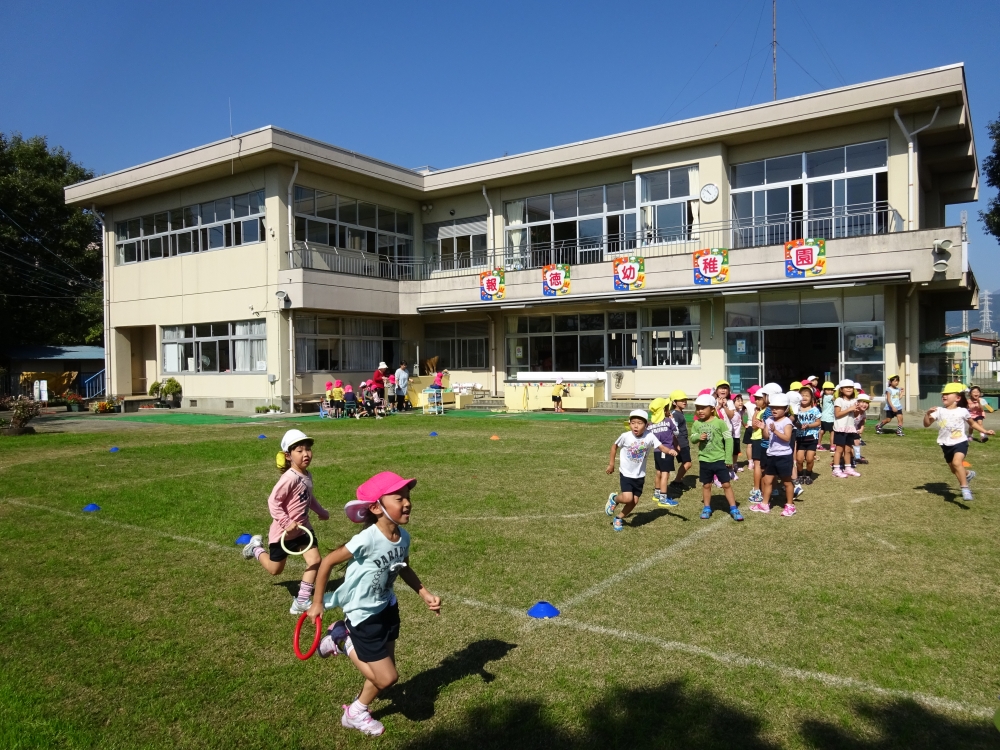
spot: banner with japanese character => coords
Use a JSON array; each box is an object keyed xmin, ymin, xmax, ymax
[
  {"xmin": 542, "ymin": 263, "xmax": 571, "ymax": 296},
  {"xmin": 784, "ymin": 238, "xmax": 826, "ymax": 278},
  {"xmin": 479, "ymin": 268, "xmax": 505, "ymax": 301},
  {"xmin": 613, "ymin": 256, "xmax": 645, "ymax": 291},
  {"xmin": 693, "ymin": 248, "xmax": 729, "ymax": 285}
]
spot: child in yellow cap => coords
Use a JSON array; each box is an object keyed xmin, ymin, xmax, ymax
[{"xmin": 922, "ymin": 383, "xmax": 994, "ymax": 501}]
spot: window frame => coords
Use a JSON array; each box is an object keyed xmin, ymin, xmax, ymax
[
  {"xmin": 294, "ymin": 314, "xmax": 401, "ymax": 373},
  {"xmin": 160, "ymin": 320, "xmax": 266, "ymax": 375}
]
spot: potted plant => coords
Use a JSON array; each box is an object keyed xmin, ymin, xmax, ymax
[
  {"xmin": 148, "ymin": 380, "xmax": 162, "ymax": 402},
  {"xmin": 65, "ymin": 393, "xmax": 84, "ymax": 412},
  {"xmin": 1, "ymin": 396, "xmax": 42, "ymax": 435},
  {"xmin": 160, "ymin": 378, "xmax": 182, "ymax": 408},
  {"xmin": 91, "ymin": 396, "xmax": 122, "ymax": 414}
]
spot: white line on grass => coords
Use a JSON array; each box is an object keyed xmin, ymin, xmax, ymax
[
  {"xmin": 455, "ymin": 595, "xmax": 994, "ymax": 720},
  {"xmin": 849, "ymin": 492, "xmax": 905, "ymax": 504},
  {"xmin": 8, "ymin": 497, "xmax": 991, "ymax": 720},
  {"xmin": 437, "ymin": 511, "xmax": 604, "ymax": 522},
  {"xmin": 557, "ymin": 517, "xmax": 728, "ymax": 610},
  {"xmin": 1, "ymin": 499, "xmax": 233, "ymax": 552}
]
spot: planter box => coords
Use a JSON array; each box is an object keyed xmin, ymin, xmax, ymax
[
  {"xmin": 1, "ymin": 426, "xmax": 36, "ymax": 436},
  {"xmin": 68, "ymin": 404, "xmax": 80, "ymax": 412}
]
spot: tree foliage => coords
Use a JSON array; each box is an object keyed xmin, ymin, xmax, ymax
[
  {"xmin": 0, "ymin": 133, "xmax": 102, "ymax": 348},
  {"xmin": 981, "ymin": 113, "xmax": 1000, "ymax": 243}
]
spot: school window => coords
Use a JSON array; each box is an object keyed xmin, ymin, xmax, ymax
[
  {"xmin": 423, "ymin": 218, "xmax": 488, "ymax": 270},
  {"xmin": 730, "ymin": 140, "xmax": 889, "ymax": 248},
  {"xmin": 503, "ymin": 181, "xmax": 637, "ymax": 269},
  {"xmin": 422, "ymin": 321, "xmax": 489, "ymax": 369},
  {"xmin": 640, "ymin": 305, "xmax": 701, "ymax": 366},
  {"xmin": 639, "ymin": 165, "xmax": 698, "ymax": 244},
  {"xmin": 293, "ymin": 186, "xmax": 413, "ymax": 265},
  {"xmin": 115, "ymin": 191, "xmax": 265, "ymax": 265},
  {"xmin": 161, "ymin": 320, "xmax": 266, "ymax": 374},
  {"xmin": 295, "ymin": 315, "xmax": 400, "ymax": 373},
  {"xmin": 504, "ymin": 311, "xmax": 638, "ymax": 377}
]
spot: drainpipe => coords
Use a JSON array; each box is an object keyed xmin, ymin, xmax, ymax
[
  {"xmin": 893, "ymin": 107, "xmax": 939, "ymax": 231},
  {"xmin": 92, "ymin": 205, "xmax": 111, "ymax": 397},
  {"xmin": 286, "ymin": 161, "xmax": 298, "ymax": 413},
  {"xmin": 905, "ymin": 283, "xmax": 916, "ymax": 412},
  {"xmin": 482, "ymin": 186, "xmax": 494, "ymax": 257}
]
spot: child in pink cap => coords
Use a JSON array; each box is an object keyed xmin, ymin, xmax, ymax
[
  {"xmin": 308, "ymin": 472, "xmax": 441, "ymax": 737},
  {"xmin": 329, "ymin": 379, "xmax": 345, "ymax": 418}
]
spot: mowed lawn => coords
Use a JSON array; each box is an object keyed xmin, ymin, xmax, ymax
[{"xmin": 1, "ymin": 412, "xmax": 999, "ymax": 749}]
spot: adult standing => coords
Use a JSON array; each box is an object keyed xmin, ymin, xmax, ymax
[
  {"xmin": 394, "ymin": 361, "xmax": 409, "ymax": 411},
  {"xmin": 372, "ymin": 362, "xmax": 387, "ymax": 403}
]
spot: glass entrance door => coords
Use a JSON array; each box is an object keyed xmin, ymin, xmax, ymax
[{"xmin": 763, "ymin": 327, "xmax": 839, "ymax": 386}]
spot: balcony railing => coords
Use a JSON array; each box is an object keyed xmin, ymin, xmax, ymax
[{"xmin": 288, "ymin": 202, "xmax": 901, "ymax": 281}]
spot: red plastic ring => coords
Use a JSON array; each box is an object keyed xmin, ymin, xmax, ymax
[{"xmin": 293, "ymin": 612, "xmax": 322, "ymax": 660}]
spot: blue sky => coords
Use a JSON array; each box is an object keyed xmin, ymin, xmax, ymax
[{"xmin": 3, "ymin": 0, "xmax": 997, "ymax": 291}]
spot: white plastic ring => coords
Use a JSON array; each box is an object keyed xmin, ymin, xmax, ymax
[{"xmin": 279, "ymin": 526, "xmax": 314, "ymax": 556}]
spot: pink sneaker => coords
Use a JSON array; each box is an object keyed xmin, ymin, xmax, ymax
[
  {"xmin": 844, "ymin": 467, "xmax": 860, "ymax": 477},
  {"xmin": 342, "ymin": 704, "xmax": 385, "ymax": 736},
  {"xmin": 749, "ymin": 501, "xmax": 770, "ymax": 513},
  {"xmin": 713, "ymin": 477, "xmax": 723, "ymax": 488},
  {"xmin": 781, "ymin": 504, "xmax": 797, "ymax": 516},
  {"xmin": 832, "ymin": 468, "xmax": 847, "ymax": 478}
]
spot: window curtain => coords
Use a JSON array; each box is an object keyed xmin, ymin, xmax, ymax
[
  {"xmin": 234, "ymin": 340, "xmax": 251, "ymax": 371},
  {"xmin": 163, "ymin": 343, "xmax": 180, "ymax": 373},
  {"xmin": 688, "ymin": 165, "xmax": 700, "ymax": 240},
  {"xmin": 251, "ymin": 339, "xmax": 267, "ymax": 370},
  {"xmin": 504, "ymin": 200, "xmax": 525, "ymax": 267},
  {"xmin": 342, "ymin": 339, "xmax": 380, "ymax": 371}
]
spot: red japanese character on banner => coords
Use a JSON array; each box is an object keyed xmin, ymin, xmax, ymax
[
  {"xmin": 701, "ymin": 256, "xmax": 720, "ymax": 275},
  {"xmin": 548, "ymin": 271, "xmax": 562, "ymax": 287},
  {"xmin": 784, "ymin": 238, "xmax": 826, "ymax": 278},
  {"xmin": 795, "ymin": 246, "xmax": 814, "ymax": 268},
  {"xmin": 484, "ymin": 276, "xmax": 498, "ymax": 293}
]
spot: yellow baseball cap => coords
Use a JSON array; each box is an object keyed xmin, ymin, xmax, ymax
[
  {"xmin": 822, "ymin": 381, "xmax": 835, "ymax": 389},
  {"xmin": 790, "ymin": 380, "xmax": 802, "ymax": 390},
  {"xmin": 669, "ymin": 389, "xmax": 688, "ymax": 402},
  {"xmin": 942, "ymin": 382, "xmax": 966, "ymax": 394},
  {"xmin": 715, "ymin": 379, "xmax": 730, "ymax": 387}
]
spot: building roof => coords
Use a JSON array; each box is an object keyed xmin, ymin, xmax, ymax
[
  {"xmin": 65, "ymin": 63, "xmax": 976, "ymax": 206},
  {"xmin": 4, "ymin": 345, "xmax": 106, "ymax": 361}
]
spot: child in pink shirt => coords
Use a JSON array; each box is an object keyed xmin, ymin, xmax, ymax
[{"xmin": 242, "ymin": 429, "xmax": 329, "ymax": 614}]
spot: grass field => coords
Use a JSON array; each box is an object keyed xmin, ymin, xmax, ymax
[{"xmin": 2, "ymin": 412, "xmax": 999, "ymax": 748}]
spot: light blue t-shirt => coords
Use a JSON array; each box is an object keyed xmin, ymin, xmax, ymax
[
  {"xmin": 886, "ymin": 386, "xmax": 902, "ymax": 410},
  {"xmin": 327, "ymin": 524, "xmax": 410, "ymax": 625},
  {"xmin": 796, "ymin": 406, "xmax": 822, "ymax": 439},
  {"xmin": 820, "ymin": 394, "xmax": 835, "ymax": 423}
]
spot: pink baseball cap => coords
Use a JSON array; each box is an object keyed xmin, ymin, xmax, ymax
[
  {"xmin": 698, "ymin": 388, "xmax": 712, "ymax": 396},
  {"xmin": 345, "ymin": 472, "xmax": 417, "ymax": 523}
]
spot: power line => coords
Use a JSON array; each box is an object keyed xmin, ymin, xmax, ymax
[
  {"xmin": 748, "ymin": 36, "xmax": 773, "ymax": 105},
  {"xmin": 736, "ymin": 0, "xmax": 769, "ymax": 107},
  {"xmin": 788, "ymin": 0, "xmax": 846, "ymax": 86},
  {"xmin": 0, "ymin": 206, "xmax": 100, "ymax": 287},
  {"xmin": 0, "ymin": 243, "xmax": 98, "ymax": 289},
  {"xmin": 777, "ymin": 41, "xmax": 826, "ymax": 90},
  {"xmin": 671, "ymin": 45, "xmax": 773, "ymax": 121}
]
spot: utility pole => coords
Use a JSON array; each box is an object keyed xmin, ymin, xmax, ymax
[{"xmin": 772, "ymin": 0, "xmax": 777, "ymax": 101}]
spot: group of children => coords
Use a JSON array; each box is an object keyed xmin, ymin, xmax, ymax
[
  {"xmin": 241, "ymin": 429, "xmax": 440, "ymax": 737},
  {"xmin": 323, "ymin": 379, "xmax": 390, "ymax": 419}
]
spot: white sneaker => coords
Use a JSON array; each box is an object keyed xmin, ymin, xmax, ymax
[
  {"xmin": 319, "ymin": 620, "xmax": 348, "ymax": 658},
  {"xmin": 241, "ymin": 534, "xmax": 263, "ymax": 560},
  {"xmin": 289, "ymin": 598, "xmax": 312, "ymax": 615},
  {"xmin": 341, "ymin": 704, "xmax": 385, "ymax": 736},
  {"xmin": 966, "ymin": 470, "xmax": 976, "ymax": 483}
]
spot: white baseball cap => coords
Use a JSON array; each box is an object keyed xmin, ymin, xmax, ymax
[
  {"xmin": 769, "ymin": 393, "xmax": 790, "ymax": 407},
  {"xmin": 693, "ymin": 394, "xmax": 716, "ymax": 407},
  {"xmin": 857, "ymin": 393, "xmax": 871, "ymax": 401},
  {"xmin": 628, "ymin": 409, "xmax": 648, "ymax": 422},
  {"xmin": 836, "ymin": 379, "xmax": 855, "ymax": 390},
  {"xmin": 280, "ymin": 429, "xmax": 313, "ymax": 452},
  {"xmin": 761, "ymin": 382, "xmax": 783, "ymax": 396},
  {"xmin": 556, "ymin": 377, "xmax": 564, "ymax": 384}
]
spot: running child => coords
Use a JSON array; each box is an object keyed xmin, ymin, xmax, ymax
[
  {"xmin": 922, "ymin": 383, "xmax": 994, "ymax": 501},
  {"xmin": 606, "ymin": 409, "xmax": 667, "ymax": 530},
  {"xmin": 875, "ymin": 375, "xmax": 905, "ymax": 436},
  {"xmin": 795, "ymin": 384, "xmax": 821, "ymax": 484},
  {"xmin": 242, "ymin": 430, "xmax": 329, "ymax": 614},
  {"xmin": 819, "ymin": 381, "xmax": 836, "ymax": 450},
  {"xmin": 693, "ymin": 393, "xmax": 743, "ymax": 521},
  {"xmin": 667, "ymin": 390, "xmax": 692, "ymax": 494},
  {"xmin": 753, "ymin": 393, "xmax": 797, "ymax": 516},
  {"xmin": 307, "ymin": 471, "xmax": 441, "ymax": 737},
  {"xmin": 648, "ymin": 398, "xmax": 680, "ymax": 508},
  {"xmin": 832, "ymin": 380, "xmax": 860, "ymax": 478},
  {"xmin": 967, "ymin": 385, "xmax": 994, "ymax": 442}
]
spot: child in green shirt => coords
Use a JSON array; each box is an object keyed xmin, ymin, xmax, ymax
[{"xmin": 693, "ymin": 394, "xmax": 742, "ymax": 521}]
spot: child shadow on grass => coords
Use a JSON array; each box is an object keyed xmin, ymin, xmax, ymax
[
  {"xmin": 913, "ymin": 483, "xmax": 970, "ymax": 509},
  {"xmin": 630, "ymin": 507, "xmax": 690, "ymax": 526},
  {"xmin": 375, "ymin": 639, "xmax": 517, "ymax": 722}
]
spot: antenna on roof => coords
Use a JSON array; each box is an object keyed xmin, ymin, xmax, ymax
[
  {"xmin": 772, "ymin": 0, "xmax": 777, "ymax": 100},
  {"xmin": 229, "ymin": 97, "xmax": 233, "ymax": 137}
]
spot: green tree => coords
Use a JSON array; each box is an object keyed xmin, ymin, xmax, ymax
[
  {"xmin": 0, "ymin": 133, "xmax": 103, "ymax": 349},
  {"xmin": 982, "ymin": 113, "xmax": 1000, "ymax": 242}
]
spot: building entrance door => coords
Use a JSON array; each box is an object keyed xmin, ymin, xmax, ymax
[{"xmin": 763, "ymin": 327, "xmax": 839, "ymax": 386}]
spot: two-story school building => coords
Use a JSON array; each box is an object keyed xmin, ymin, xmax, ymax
[{"xmin": 66, "ymin": 63, "xmax": 981, "ymax": 412}]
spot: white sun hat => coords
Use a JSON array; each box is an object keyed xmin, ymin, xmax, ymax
[
  {"xmin": 768, "ymin": 393, "xmax": 790, "ymax": 407},
  {"xmin": 280, "ymin": 429, "xmax": 313, "ymax": 452},
  {"xmin": 693, "ymin": 394, "xmax": 716, "ymax": 407},
  {"xmin": 761, "ymin": 382, "xmax": 783, "ymax": 396},
  {"xmin": 628, "ymin": 409, "xmax": 648, "ymax": 422}
]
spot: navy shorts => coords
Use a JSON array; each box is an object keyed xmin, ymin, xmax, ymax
[
  {"xmin": 267, "ymin": 529, "xmax": 318, "ymax": 563},
  {"xmin": 619, "ymin": 473, "xmax": 645, "ymax": 497},
  {"xmin": 763, "ymin": 453, "xmax": 794, "ymax": 477},
  {"xmin": 820, "ymin": 421, "xmax": 834, "ymax": 433},
  {"xmin": 699, "ymin": 460, "xmax": 730, "ymax": 485},
  {"xmin": 941, "ymin": 441, "xmax": 969, "ymax": 464},
  {"xmin": 884, "ymin": 407, "xmax": 901, "ymax": 418},
  {"xmin": 742, "ymin": 426, "xmax": 753, "ymax": 444},
  {"xmin": 654, "ymin": 451, "xmax": 675, "ymax": 472},
  {"xmin": 751, "ymin": 440, "xmax": 765, "ymax": 461},
  {"xmin": 676, "ymin": 446, "xmax": 692, "ymax": 465},
  {"xmin": 346, "ymin": 602, "xmax": 400, "ymax": 663},
  {"xmin": 833, "ymin": 432, "xmax": 857, "ymax": 446},
  {"xmin": 797, "ymin": 437, "xmax": 818, "ymax": 453}
]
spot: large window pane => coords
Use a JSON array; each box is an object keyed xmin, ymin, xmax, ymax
[
  {"xmin": 800, "ymin": 297, "xmax": 842, "ymax": 324},
  {"xmin": 655, "ymin": 202, "xmax": 685, "ymax": 239},
  {"xmin": 580, "ymin": 334, "xmax": 604, "ymax": 368},
  {"xmin": 294, "ymin": 187, "xmax": 315, "ymax": 216},
  {"xmin": 357, "ymin": 202, "xmax": 377, "ymax": 228},
  {"xmin": 606, "ymin": 183, "xmax": 624, "ymax": 212},
  {"xmin": 242, "ymin": 219, "xmax": 260, "ymax": 244},
  {"xmin": 396, "ymin": 212, "xmax": 412, "ymax": 236},
  {"xmin": 846, "ymin": 141, "xmax": 887, "ymax": 171},
  {"xmin": 624, "ymin": 182, "xmax": 636, "ymax": 209},
  {"xmin": 338, "ymin": 198, "xmax": 357, "ymax": 225},
  {"xmin": 579, "ymin": 313, "xmax": 605, "ymax": 331},
  {"xmin": 578, "ymin": 186, "xmax": 604, "ymax": 216},
  {"xmin": 726, "ymin": 330, "xmax": 760, "ymax": 364},
  {"xmin": 844, "ymin": 325, "xmax": 884, "ymax": 362},
  {"xmin": 506, "ymin": 316, "xmax": 528, "ymax": 334},
  {"xmin": 761, "ymin": 296, "xmax": 798, "ymax": 326},
  {"xmin": 669, "ymin": 167, "xmax": 690, "ymax": 198},
  {"xmin": 378, "ymin": 206, "xmax": 395, "ymax": 232},
  {"xmin": 641, "ymin": 170, "xmax": 670, "ymax": 202},
  {"xmin": 725, "ymin": 300, "xmax": 760, "ymax": 328},
  {"xmin": 507, "ymin": 336, "xmax": 528, "ymax": 374},
  {"xmin": 198, "ymin": 340, "xmax": 219, "ymax": 372},
  {"xmin": 607, "ymin": 332, "xmax": 637, "ymax": 367},
  {"xmin": 843, "ymin": 363, "xmax": 885, "ymax": 398},
  {"xmin": 726, "ymin": 365, "xmax": 761, "ymax": 394},
  {"xmin": 234, "ymin": 194, "xmax": 251, "ymax": 218},
  {"xmin": 215, "ymin": 198, "xmax": 232, "ymax": 222},
  {"xmin": 552, "ymin": 191, "xmax": 577, "ymax": 219},
  {"xmin": 530, "ymin": 336, "xmax": 553, "ymax": 371},
  {"xmin": 209, "ymin": 225, "xmax": 225, "ymax": 249},
  {"xmin": 806, "ymin": 147, "xmax": 845, "ymax": 177},
  {"xmin": 608, "ymin": 311, "xmax": 637, "ymax": 330},
  {"xmin": 555, "ymin": 335, "xmax": 578, "ymax": 371},
  {"xmin": 555, "ymin": 314, "xmax": 578, "ymax": 332},
  {"xmin": 526, "ymin": 195, "xmax": 550, "ymax": 223},
  {"xmin": 732, "ymin": 161, "xmax": 765, "ymax": 189},
  {"xmin": 846, "ymin": 175, "xmax": 874, "ymax": 208},
  {"xmin": 527, "ymin": 316, "xmax": 552, "ymax": 333},
  {"xmin": 316, "ymin": 192, "xmax": 337, "ymax": 220},
  {"xmin": 844, "ymin": 294, "xmax": 884, "ymax": 322},
  {"xmin": 765, "ymin": 154, "xmax": 801, "ymax": 184},
  {"xmin": 307, "ymin": 219, "xmax": 328, "ymax": 245}
]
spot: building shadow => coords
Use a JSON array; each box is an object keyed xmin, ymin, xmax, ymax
[
  {"xmin": 375, "ymin": 639, "xmax": 517, "ymax": 722},
  {"xmin": 799, "ymin": 697, "xmax": 998, "ymax": 749},
  {"xmin": 399, "ymin": 679, "xmax": 779, "ymax": 750},
  {"xmin": 913, "ymin": 483, "xmax": 969, "ymax": 509}
]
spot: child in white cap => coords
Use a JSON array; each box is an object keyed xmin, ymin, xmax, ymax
[
  {"xmin": 693, "ymin": 393, "xmax": 743, "ymax": 521},
  {"xmin": 753, "ymin": 393, "xmax": 797, "ymax": 516},
  {"xmin": 551, "ymin": 378, "xmax": 568, "ymax": 413},
  {"xmin": 308, "ymin": 471, "xmax": 441, "ymax": 737},
  {"xmin": 605, "ymin": 409, "xmax": 670, "ymax": 531},
  {"xmin": 241, "ymin": 430, "xmax": 329, "ymax": 614}
]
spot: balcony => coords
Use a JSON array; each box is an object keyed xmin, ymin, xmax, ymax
[{"xmin": 287, "ymin": 201, "xmax": 902, "ymax": 282}]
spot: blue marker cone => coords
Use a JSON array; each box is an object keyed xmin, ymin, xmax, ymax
[
  {"xmin": 258, "ymin": 434, "xmax": 266, "ymax": 439},
  {"xmin": 83, "ymin": 504, "xmax": 101, "ymax": 513},
  {"xmin": 235, "ymin": 533, "xmax": 253, "ymax": 546},
  {"xmin": 527, "ymin": 601, "xmax": 560, "ymax": 619},
  {"xmin": 429, "ymin": 431, "xmax": 438, "ymax": 437},
  {"xmin": 109, "ymin": 446, "xmax": 119, "ymax": 453}
]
